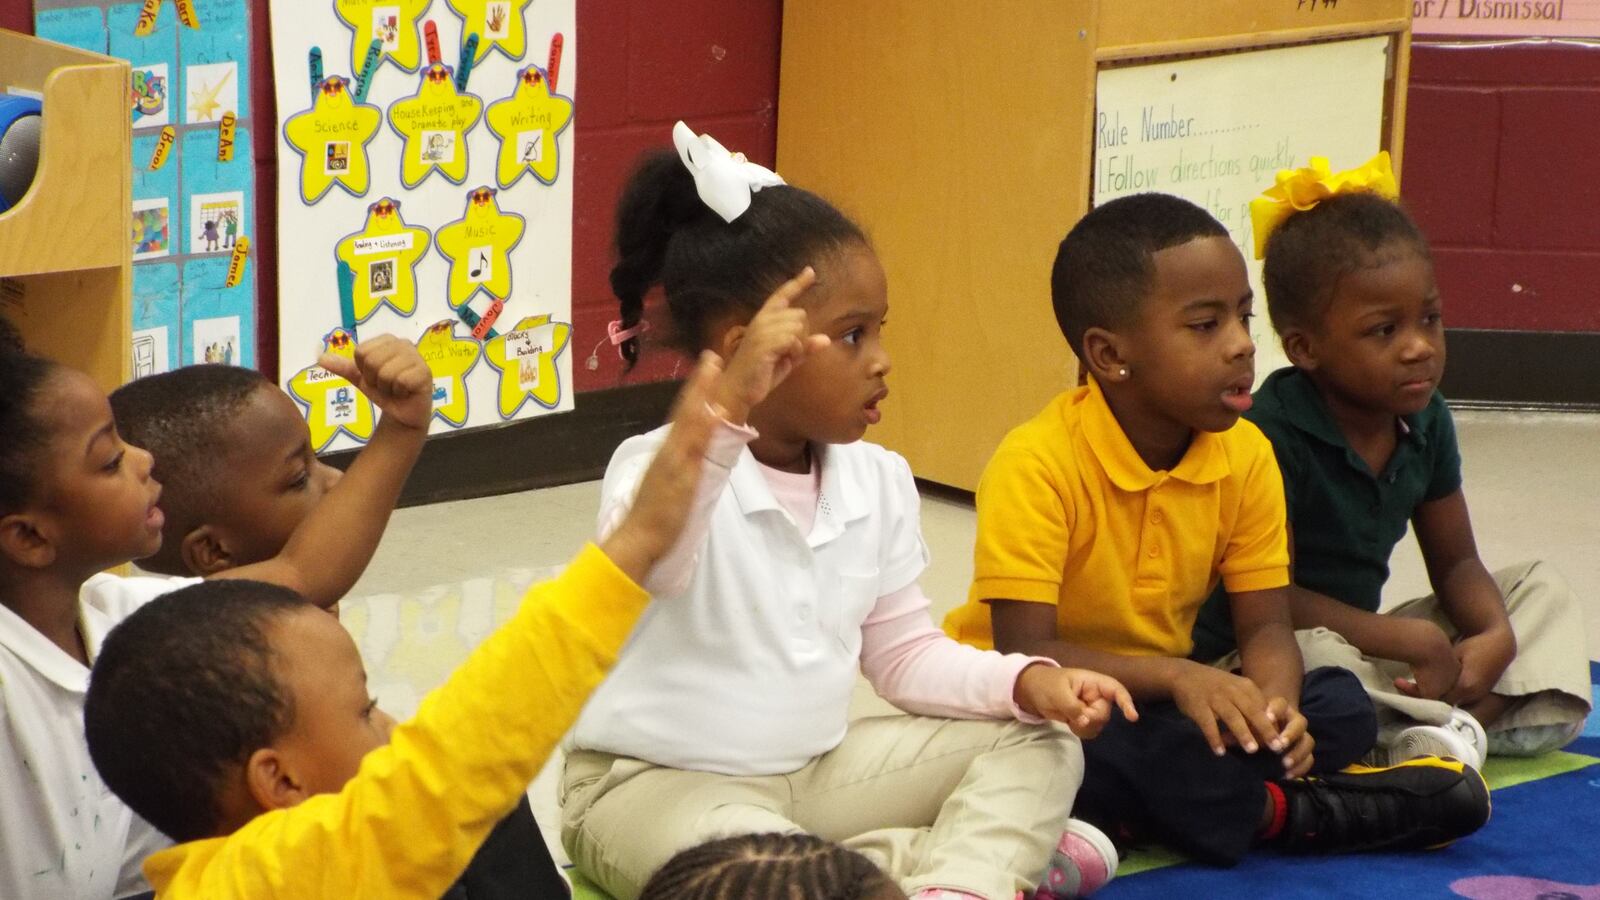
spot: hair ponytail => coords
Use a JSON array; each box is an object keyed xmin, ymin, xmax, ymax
[
  {"xmin": 610, "ymin": 145, "xmax": 867, "ymax": 372},
  {"xmin": 610, "ymin": 150, "xmax": 711, "ymax": 370}
]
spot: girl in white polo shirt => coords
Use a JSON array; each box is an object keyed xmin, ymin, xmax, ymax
[{"xmin": 560, "ymin": 123, "xmax": 1136, "ymax": 900}]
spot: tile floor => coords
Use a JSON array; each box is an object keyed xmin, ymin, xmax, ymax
[{"xmin": 339, "ymin": 408, "xmax": 1600, "ymax": 874}]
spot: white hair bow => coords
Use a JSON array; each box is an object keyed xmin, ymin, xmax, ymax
[{"xmin": 673, "ymin": 120, "xmax": 785, "ymax": 223}]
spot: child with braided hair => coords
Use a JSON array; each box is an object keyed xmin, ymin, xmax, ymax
[{"xmin": 642, "ymin": 834, "xmax": 904, "ymax": 900}]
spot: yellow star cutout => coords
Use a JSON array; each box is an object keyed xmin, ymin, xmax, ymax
[
  {"xmin": 434, "ymin": 186, "xmax": 525, "ymax": 309},
  {"xmin": 286, "ymin": 328, "xmax": 377, "ymax": 452},
  {"xmin": 446, "ymin": 0, "xmax": 534, "ymax": 63},
  {"xmin": 388, "ymin": 64, "xmax": 484, "ymax": 187},
  {"xmin": 283, "ymin": 76, "xmax": 382, "ymax": 203},
  {"xmin": 485, "ymin": 65, "xmax": 573, "ymax": 188},
  {"xmin": 188, "ymin": 67, "xmax": 232, "ymax": 122},
  {"xmin": 334, "ymin": 0, "xmax": 430, "ymax": 73},
  {"xmin": 387, "ymin": 591, "xmax": 472, "ymax": 689},
  {"xmin": 416, "ymin": 319, "xmax": 482, "ymax": 427},
  {"xmin": 483, "ymin": 314, "xmax": 572, "ymax": 417},
  {"xmin": 335, "ymin": 197, "xmax": 431, "ymax": 322}
]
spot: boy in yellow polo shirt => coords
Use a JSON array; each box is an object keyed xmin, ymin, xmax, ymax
[{"xmin": 945, "ymin": 194, "xmax": 1490, "ymax": 866}]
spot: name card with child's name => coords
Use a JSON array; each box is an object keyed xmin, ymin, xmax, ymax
[{"xmin": 1093, "ymin": 36, "xmax": 1390, "ymax": 373}]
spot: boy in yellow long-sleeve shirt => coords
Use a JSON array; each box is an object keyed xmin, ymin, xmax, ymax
[{"xmin": 82, "ymin": 354, "xmax": 727, "ymax": 899}]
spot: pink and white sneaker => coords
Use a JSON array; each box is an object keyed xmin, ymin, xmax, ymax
[{"xmin": 1031, "ymin": 819, "xmax": 1118, "ymax": 898}]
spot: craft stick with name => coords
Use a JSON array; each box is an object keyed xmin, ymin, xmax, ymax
[
  {"xmin": 135, "ymin": 0, "xmax": 162, "ymax": 36},
  {"xmin": 174, "ymin": 0, "xmax": 198, "ymax": 28},
  {"xmin": 456, "ymin": 33, "xmax": 479, "ymax": 92},
  {"xmin": 337, "ymin": 261, "xmax": 359, "ymax": 334},
  {"xmin": 470, "ymin": 296, "xmax": 505, "ymax": 340},
  {"xmin": 547, "ymin": 33, "xmax": 564, "ymax": 91},
  {"xmin": 225, "ymin": 237, "xmax": 251, "ymax": 287},
  {"xmin": 424, "ymin": 20, "xmax": 441, "ymax": 66},
  {"xmin": 149, "ymin": 125, "xmax": 176, "ymax": 171},
  {"xmin": 354, "ymin": 38, "xmax": 383, "ymax": 103},
  {"xmin": 309, "ymin": 47, "xmax": 323, "ymax": 102},
  {"xmin": 217, "ymin": 112, "xmax": 237, "ymax": 161}
]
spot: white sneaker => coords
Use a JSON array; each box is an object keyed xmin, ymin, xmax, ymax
[
  {"xmin": 1487, "ymin": 719, "xmax": 1583, "ymax": 757},
  {"xmin": 1383, "ymin": 709, "xmax": 1488, "ymax": 770}
]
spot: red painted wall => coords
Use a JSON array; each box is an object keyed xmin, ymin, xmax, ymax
[
  {"xmin": 567, "ymin": 1, "xmax": 780, "ymax": 388},
  {"xmin": 1403, "ymin": 42, "xmax": 1600, "ymax": 333}
]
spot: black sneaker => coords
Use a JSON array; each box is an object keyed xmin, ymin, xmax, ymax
[{"xmin": 1276, "ymin": 755, "xmax": 1491, "ymax": 853}]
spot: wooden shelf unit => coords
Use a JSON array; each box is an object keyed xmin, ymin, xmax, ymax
[
  {"xmin": 777, "ymin": 1, "xmax": 1411, "ymax": 491},
  {"xmin": 0, "ymin": 29, "xmax": 132, "ymax": 391}
]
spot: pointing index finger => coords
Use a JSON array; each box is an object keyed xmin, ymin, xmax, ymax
[{"xmin": 762, "ymin": 266, "xmax": 817, "ymax": 313}]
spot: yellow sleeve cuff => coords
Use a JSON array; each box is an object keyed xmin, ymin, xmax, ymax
[
  {"xmin": 969, "ymin": 576, "xmax": 1062, "ymax": 607},
  {"xmin": 1221, "ymin": 567, "xmax": 1290, "ymax": 595}
]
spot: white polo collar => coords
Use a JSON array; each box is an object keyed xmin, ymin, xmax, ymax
[
  {"xmin": 728, "ymin": 443, "xmax": 870, "ymax": 547},
  {"xmin": 0, "ymin": 600, "xmax": 95, "ymax": 694}
]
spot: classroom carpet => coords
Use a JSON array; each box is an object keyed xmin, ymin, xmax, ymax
[{"xmin": 567, "ymin": 662, "xmax": 1600, "ymax": 900}]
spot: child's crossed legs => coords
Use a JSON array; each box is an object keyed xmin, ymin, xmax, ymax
[
  {"xmin": 560, "ymin": 715, "xmax": 1081, "ymax": 900},
  {"xmin": 1298, "ymin": 561, "xmax": 1591, "ymax": 755}
]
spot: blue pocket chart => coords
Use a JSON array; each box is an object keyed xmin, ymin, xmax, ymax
[{"xmin": 38, "ymin": 0, "xmax": 258, "ymax": 376}]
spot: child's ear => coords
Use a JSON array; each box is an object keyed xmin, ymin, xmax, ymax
[
  {"xmin": 1080, "ymin": 326, "xmax": 1132, "ymax": 385},
  {"xmin": 180, "ymin": 526, "xmax": 234, "ymax": 577},
  {"xmin": 244, "ymin": 747, "xmax": 309, "ymax": 812},
  {"xmin": 714, "ymin": 323, "xmax": 748, "ymax": 362},
  {"xmin": 1280, "ymin": 326, "xmax": 1318, "ymax": 371},
  {"xmin": 0, "ymin": 514, "xmax": 56, "ymax": 569}
]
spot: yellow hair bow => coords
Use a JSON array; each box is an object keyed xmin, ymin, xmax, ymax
[{"xmin": 1248, "ymin": 151, "xmax": 1399, "ymax": 259}]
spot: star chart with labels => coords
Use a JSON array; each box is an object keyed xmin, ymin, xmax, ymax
[{"xmin": 270, "ymin": 0, "xmax": 575, "ymax": 451}]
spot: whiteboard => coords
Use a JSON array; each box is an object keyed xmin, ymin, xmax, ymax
[{"xmin": 1093, "ymin": 36, "xmax": 1390, "ymax": 375}]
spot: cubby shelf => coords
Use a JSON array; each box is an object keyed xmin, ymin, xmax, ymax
[{"xmin": 0, "ymin": 29, "xmax": 132, "ymax": 390}]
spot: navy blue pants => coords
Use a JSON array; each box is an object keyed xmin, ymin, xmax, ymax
[
  {"xmin": 444, "ymin": 795, "xmax": 570, "ymax": 899},
  {"xmin": 1072, "ymin": 666, "xmax": 1377, "ymax": 866}
]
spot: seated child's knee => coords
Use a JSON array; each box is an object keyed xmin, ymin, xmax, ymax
[{"xmin": 1302, "ymin": 667, "xmax": 1379, "ymax": 743}]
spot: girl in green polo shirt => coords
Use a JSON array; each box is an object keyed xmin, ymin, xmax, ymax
[{"xmin": 1193, "ymin": 154, "xmax": 1590, "ymax": 767}]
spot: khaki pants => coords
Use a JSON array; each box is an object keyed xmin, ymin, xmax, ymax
[
  {"xmin": 1218, "ymin": 561, "xmax": 1591, "ymax": 750},
  {"xmin": 560, "ymin": 716, "xmax": 1082, "ymax": 900}
]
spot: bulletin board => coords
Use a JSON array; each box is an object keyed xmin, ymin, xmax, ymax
[
  {"xmin": 267, "ymin": 0, "xmax": 576, "ymax": 454},
  {"xmin": 1093, "ymin": 36, "xmax": 1391, "ymax": 374},
  {"xmin": 35, "ymin": 0, "xmax": 258, "ymax": 376}
]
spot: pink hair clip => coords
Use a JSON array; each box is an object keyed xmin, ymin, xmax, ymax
[
  {"xmin": 608, "ymin": 319, "xmax": 650, "ymax": 346},
  {"xmin": 586, "ymin": 319, "xmax": 653, "ymax": 371}
]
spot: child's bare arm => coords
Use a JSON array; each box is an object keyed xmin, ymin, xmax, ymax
[
  {"xmin": 1231, "ymin": 586, "xmax": 1311, "ymax": 770},
  {"xmin": 1230, "ymin": 586, "xmax": 1302, "ymax": 708},
  {"xmin": 601, "ymin": 354, "xmax": 729, "ymax": 581},
  {"xmin": 991, "ymin": 599, "xmax": 1191, "ymax": 700},
  {"xmin": 214, "ymin": 335, "xmax": 430, "ymax": 607},
  {"xmin": 1287, "ymin": 583, "xmax": 1460, "ymax": 698},
  {"xmin": 1278, "ymin": 519, "xmax": 1460, "ymax": 698},
  {"xmin": 1407, "ymin": 488, "xmax": 1515, "ymax": 705}
]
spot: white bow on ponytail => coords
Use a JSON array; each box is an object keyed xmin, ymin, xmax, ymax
[{"xmin": 673, "ymin": 120, "xmax": 785, "ymax": 223}]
